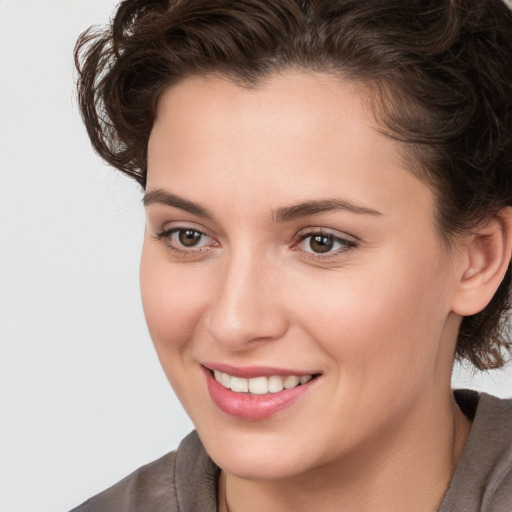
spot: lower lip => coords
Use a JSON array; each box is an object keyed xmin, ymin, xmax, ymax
[{"xmin": 204, "ymin": 368, "xmax": 317, "ymax": 421}]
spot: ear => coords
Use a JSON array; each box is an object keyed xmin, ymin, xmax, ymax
[{"xmin": 451, "ymin": 207, "xmax": 512, "ymax": 316}]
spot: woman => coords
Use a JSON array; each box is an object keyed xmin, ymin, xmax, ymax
[{"xmin": 72, "ymin": 0, "xmax": 512, "ymax": 510}]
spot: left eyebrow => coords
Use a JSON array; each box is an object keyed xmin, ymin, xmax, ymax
[{"xmin": 272, "ymin": 199, "xmax": 382, "ymax": 223}]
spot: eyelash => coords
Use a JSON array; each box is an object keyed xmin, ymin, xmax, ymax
[
  {"xmin": 294, "ymin": 230, "xmax": 358, "ymax": 260},
  {"xmin": 153, "ymin": 227, "xmax": 358, "ymax": 259},
  {"xmin": 154, "ymin": 227, "xmax": 214, "ymax": 256}
]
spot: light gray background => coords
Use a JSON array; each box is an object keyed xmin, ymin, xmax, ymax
[{"xmin": 0, "ymin": 1, "xmax": 511, "ymax": 512}]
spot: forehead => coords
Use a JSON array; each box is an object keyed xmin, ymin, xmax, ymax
[
  {"xmin": 153, "ymin": 72, "xmax": 375, "ymax": 139},
  {"xmin": 147, "ymin": 72, "xmax": 436, "ymax": 228}
]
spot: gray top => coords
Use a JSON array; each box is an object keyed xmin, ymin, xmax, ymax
[
  {"xmin": 71, "ymin": 391, "xmax": 512, "ymax": 512},
  {"xmin": 440, "ymin": 390, "xmax": 512, "ymax": 511}
]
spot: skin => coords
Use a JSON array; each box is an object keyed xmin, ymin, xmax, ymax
[{"xmin": 140, "ymin": 72, "xmax": 479, "ymax": 511}]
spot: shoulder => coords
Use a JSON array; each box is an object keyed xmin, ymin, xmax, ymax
[
  {"xmin": 478, "ymin": 394, "xmax": 512, "ymax": 511},
  {"xmin": 70, "ymin": 451, "xmax": 178, "ymax": 512},
  {"xmin": 441, "ymin": 391, "xmax": 512, "ymax": 511},
  {"xmin": 70, "ymin": 431, "xmax": 219, "ymax": 512}
]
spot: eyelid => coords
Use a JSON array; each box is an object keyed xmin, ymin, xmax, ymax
[
  {"xmin": 152, "ymin": 219, "xmax": 216, "ymax": 239},
  {"xmin": 293, "ymin": 228, "xmax": 358, "ymax": 258},
  {"xmin": 153, "ymin": 223, "xmax": 219, "ymax": 256},
  {"xmin": 295, "ymin": 226, "xmax": 358, "ymax": 243}
]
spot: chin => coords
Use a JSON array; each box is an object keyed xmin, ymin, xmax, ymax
[
  {"xmin": 197, "ymin": 426, "xmax": 319, "ymax": 481},
  {"xmin": 216, "ymin": 450, "xmax": 309, "ymax": 481}
]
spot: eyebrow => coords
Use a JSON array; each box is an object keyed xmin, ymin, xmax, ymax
[
  {"xmin": 143, "ymin": 189, "xmax": 214, "ymax": 219},
  {"xmin": 143, "ymin": 189, "xmax": 382, "ymax": 221},
  {"xmin": 272, "ymin": 199, "xmax": 382, "ymax": 222}
]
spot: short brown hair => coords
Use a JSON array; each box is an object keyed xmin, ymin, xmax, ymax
[{"xmin": 75, "ymin": 0, "xmax": 512, "ymax": 370}]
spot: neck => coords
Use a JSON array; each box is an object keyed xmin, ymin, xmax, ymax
[{"xmin": 218, "ymin": 391, "xmax": 471, "ymax": 512}]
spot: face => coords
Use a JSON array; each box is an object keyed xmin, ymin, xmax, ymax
[{"xmin": 141, "ymin": 73, "xmax": 464, "ymax": 481}]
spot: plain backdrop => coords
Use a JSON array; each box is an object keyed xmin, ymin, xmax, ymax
[{"xmin": 0, "ymin": 1, "xmax": 511, "ymax": 512}]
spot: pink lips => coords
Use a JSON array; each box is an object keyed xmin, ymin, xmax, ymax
[{"xmin": 202, "ymin": 364, "xmax": 318, "ymax": 421}]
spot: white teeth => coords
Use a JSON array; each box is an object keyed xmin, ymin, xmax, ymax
[
  {"xmin": 283, "ymin": 375, "xmax": 300, "ymax": 389},
  {"xmin": 268, "ymin": 375, "xmax": 284, "ymax": 393},
  {"xmin": 300, "ymin": 375, "xmax": 312, "ymax": 385},
  {"xmin": 213, "ymin": 370, "xmax": 314, "ymax": 394},
  {"xmin": 248, "ymin": 376, "xmax": 268, "ymax": 395},
  {"xmin": 221, "ymin": 372, "xmax": 231, "ymax": 388},
  {"xmin": 230, "ymin": 376, "xmax": 249, "ymax": 393}
]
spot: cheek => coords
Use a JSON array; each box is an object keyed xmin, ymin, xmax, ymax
[
  {"xmin": 139, "ymin": 245, "xmax": 206, "ymax": 355},
  {"xmin": 139, "ymin": 246, "xmax": 214, "ymax": 413},
  {"xmin": 296, "ymin": 250, "xmax": 451, "ymax": 377}
]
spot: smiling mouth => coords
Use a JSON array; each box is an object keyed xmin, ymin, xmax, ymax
[
  {"xmin": 212, "ymin": 370, "xmax": 317, "ymax": 395},
  {"xmin": 204, "ymin": 366, "xmax": 321, "ymax": 420}
]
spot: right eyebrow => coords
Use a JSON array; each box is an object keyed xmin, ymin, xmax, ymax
[{"xmin": 143, "ymin": 189, "xmax": 215, "ymax": 219}]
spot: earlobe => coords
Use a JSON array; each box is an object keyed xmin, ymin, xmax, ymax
[{"xmin": 452, "ymin": 206, "xmax": 512, "ymax": 316}]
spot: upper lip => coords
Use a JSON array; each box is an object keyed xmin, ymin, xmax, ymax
[{"xmin": 202, "ymin": 362, "xmax": 320, "ymax": 379}]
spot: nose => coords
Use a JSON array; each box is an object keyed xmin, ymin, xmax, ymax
[{"xmin": 203, "ymin": 251, "xmax": 289, "ymax": 350}]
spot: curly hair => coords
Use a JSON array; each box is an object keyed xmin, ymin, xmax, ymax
[{"xmin": 75, "ymin": 0, "xmax": 512, "ymax": 370}]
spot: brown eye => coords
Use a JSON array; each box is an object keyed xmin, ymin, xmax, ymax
[
  {"xmin": 178, "ymin": 229, "xmax": 203, "ymax": 247},
  {"xmin": 296, "ymin": 231, "xmax": 356, "ymax": 257},
  {"xmin": 155, "ymin": 226, "xmax": 216, "ymax": 255},
  {"xmin": 309, "ymin": 234, "xmax": 335, "ymax": 253}
]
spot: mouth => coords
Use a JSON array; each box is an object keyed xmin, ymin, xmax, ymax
[
  {"xmin": 202, "ymin": 365, "xmax": 321, "ymax": 420},
  {"xmin": 212, "ymin": 369, "xmax": 314, "ymax": 395}
]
